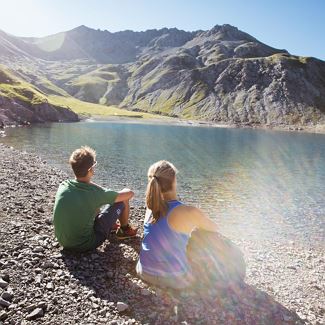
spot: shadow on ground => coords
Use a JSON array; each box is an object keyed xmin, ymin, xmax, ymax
[{"xmin": 62, "ymin": 236, "xmax": 305, "ymax": 325}]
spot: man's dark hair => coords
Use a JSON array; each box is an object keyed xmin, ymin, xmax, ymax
[{"xmin": 69, "ymin": 146, "xmax": 96, "ymax": 178}]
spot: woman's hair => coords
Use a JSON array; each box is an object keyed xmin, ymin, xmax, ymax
[{"xmin": 146, "ymin": 160, "xmax": 178, "ymax": 222}]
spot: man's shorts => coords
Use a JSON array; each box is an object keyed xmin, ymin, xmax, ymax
[{"xmin": 93, "ymin": 201, "xmax": 125, "ymax": 247}]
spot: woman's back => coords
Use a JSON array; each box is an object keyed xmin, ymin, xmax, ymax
[{"xmin": 139, "ymin": 200, "xmax": 191, "ymax": 277}]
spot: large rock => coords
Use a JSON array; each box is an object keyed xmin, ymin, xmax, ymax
[{"xmin": 0, "ymin": 96, "xmax": 79, "ymax": 126}]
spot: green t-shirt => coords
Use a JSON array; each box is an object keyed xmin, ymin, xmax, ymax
[{"xmin": 53, "ymin": 179, "xmax": 118, "ymax": 251}]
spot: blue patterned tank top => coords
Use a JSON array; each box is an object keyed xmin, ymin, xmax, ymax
[{"xmin": 139, "ymin": 200, "xmax": 190, "ymax": 277}]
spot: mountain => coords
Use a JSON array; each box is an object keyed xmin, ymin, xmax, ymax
[{"xmin": 0, "ymin": 24, "xmax": 324, "ymax": 127}]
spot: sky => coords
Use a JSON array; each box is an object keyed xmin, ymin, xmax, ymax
[{"xmin": 0, "ymin": 0, "xmax": 324, "ymax": 60}]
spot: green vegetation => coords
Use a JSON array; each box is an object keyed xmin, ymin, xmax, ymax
[
  {"xmin": 140, "ymin": 70, "xmax": 176, "ymax": 93},
  {"xmin": 0, "ymin": 65, "xmax": 166, "ymax": 120},
  {"xmin": 48, "ymin": 95, "xmax": 168, "ymax": 119},
  {"xmin": 65, "ymin": 65, "xmax": 125, "ymax": 104},
  {"xmin": 181, "ymin": 83, "xmax": 208, "ymax": 118},
  {"xmin": 0, "ymin": 65, "xmax": 51, "ymax": 105},
  {"xmin": 35, "ymin": 77, "xmax": 70, "ymax": 97},
  {"xmin": 267, "ymin": 53, "xmax": 311, "ymax": 68}
]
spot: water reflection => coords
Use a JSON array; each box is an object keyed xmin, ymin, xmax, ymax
[{"xmin": 1, "ymin": 122, "xmax": 324, "ymax": 246}]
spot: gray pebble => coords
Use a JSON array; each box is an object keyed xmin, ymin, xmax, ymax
[
  {"xmin": 0, "ymin": 278, "xmax": 9, "ymax": 289},
  {"xmin": 0, "ymin": 310, "xmax": 8, "ymax": 321},
  {"xmin": 0, "ymin": 297, "xmax": 11, "ymax": 308},
  {"xmin": 1, "ymin": 291, "xmax": 13, "ymax": 302},
  {"xmin": 26, "ymin": 307, "xmax": 44, "ymax": 320},
  {"xmin": 116, "ymin": 302, "xmax": 129, "ymax": 312}
]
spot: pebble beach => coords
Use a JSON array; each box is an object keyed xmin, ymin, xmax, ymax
[{"xmin": 0, "ymin": 143, "xmax": 324, "ymax": 324}]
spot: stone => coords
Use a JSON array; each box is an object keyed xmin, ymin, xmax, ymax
[
  {"xmin": 36, "ymin": 301, "xmax": 48, "ymax": 311},
  {"xmin": 42, "ymin": 261, "xmax": 54, "ymax": 269},
  {"xmin": 34, "ymin": 246, "xmax": 44, "ymax": 253},
  {"xmin": 141, "ymin": 289, "xmax": 151, "ymax": 296},
  {"xmin": 106, "ymin": 271, "xmax": 114, "ymax": 279},
  {"xmin": 287, "ymin": 265, "xmax": 297, "ymax": 270},
  {"xmin": 26, "ymin": 307, "xmax": 44, "ymax": 320},
  {"xmin": 0, "ymin": 274, "xmax": 9, "ymax": 282},
  {"xmin": 0, "ymin": 278, "xmax": 9, "ymax": 289},
  {"xmin": 1, "ymin": 291, "xmax": 13, "ymax": 302},
  {"xmin": 0, "ymin": 310, "xmax": 8, "ymax": 321},
  {"xmin": 45, "ymin": 218, "xmax": 52, "ymax": 225},
  {"xmin": 35, "ymin": 274, "xmax": 42, "ymax": 284},
  {"xmin": 116, "ymin": 302, "xmax": 129, "ymax": 312},
  {"xmin": 283, "ymin": 314, "xmax": 292, "ymax": 321},
  {"xmin": 46, "ymin": 282, "xmax": 54, "ymax": 290},
  {"xmin": 0, "ymin": 297, "xmax": 11, "ymax": 307}
]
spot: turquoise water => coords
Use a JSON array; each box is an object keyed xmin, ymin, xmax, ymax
[{"xmin": 2, "ymin": 121, "xmax": 325, "ymax": 245}]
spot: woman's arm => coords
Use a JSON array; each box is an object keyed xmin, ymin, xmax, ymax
[
  {"xmin": 168, "ymin": 205, "xmax": 218, "ymax": 234},
  {"xmin": 189, "ymin": 207, "xmax": 218, "ymax": 232}
]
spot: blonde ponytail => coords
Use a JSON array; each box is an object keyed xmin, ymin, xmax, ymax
[{"xmin": 145, "ymin": 160, "xmax": 177, "ymax": 223}]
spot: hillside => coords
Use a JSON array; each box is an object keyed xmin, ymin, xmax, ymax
[
  {"xmin": 0, "ymin": 65, "xmax": 79, "ymax": 125},
  {"xmin": 0, "ymin": 24, "xmax": 324, "ymax": 127}
]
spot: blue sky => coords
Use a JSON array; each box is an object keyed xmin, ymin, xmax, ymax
[{"xmin": 0, "ymin": 0, "xmax": 324, "ymax": 59}]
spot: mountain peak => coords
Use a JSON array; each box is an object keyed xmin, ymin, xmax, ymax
[
  {"xmin": 71, "ymin": 25, "xmax": 95, "ymax": 33},
  {"xmin": 205, "ymin": 24, "xmax": 256, "ymax": 42},
  {"xmin": 211, "ymin": 24, "xmax": 238, "ymax": 32}
]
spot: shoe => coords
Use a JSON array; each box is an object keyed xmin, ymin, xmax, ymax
[
  {"xmin": 110, "ymin": 222, "xmax": 120, "ymax": 233},
  {"xmin": 116, "ymin": 224, "xmax": 138, "ymax": 239}
]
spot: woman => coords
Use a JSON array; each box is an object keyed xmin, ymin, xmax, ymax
[{"xmin": 136, "ymin": 160, "xmax": 242, "ymax": 289}]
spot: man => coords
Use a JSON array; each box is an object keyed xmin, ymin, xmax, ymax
[{"xmin": 53, "ymin": 146, "xmax": 137, "ymax": 252}]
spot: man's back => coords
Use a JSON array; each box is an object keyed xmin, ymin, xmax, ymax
[{"xmin": 53, "ymin": 179, "xmax": 118, "ymax": 251}]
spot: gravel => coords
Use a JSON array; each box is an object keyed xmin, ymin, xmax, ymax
[{"xmin": 0, "ymin": 142, "xmax": 324, "ymax": 324}]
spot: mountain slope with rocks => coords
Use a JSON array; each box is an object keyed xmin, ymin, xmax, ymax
[
  {"xmin": 0, "ymin": 24, "xmax": 324, "ymax": 128},
  {"xmin": 0, "ymin": 66, "xmax": 79, "ymax": 126}
]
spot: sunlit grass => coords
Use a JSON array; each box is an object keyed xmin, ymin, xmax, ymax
[
  {"xmin": 0, "ymin": 64, "xmax": 168, "ymax": 120},
  {"xmin": 48, "ymin": 95, "xmax": 168, "ymax": 119}
]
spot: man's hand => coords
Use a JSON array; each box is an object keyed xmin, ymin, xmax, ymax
[{"xmin": 115, "ymin": 188, "xmax": 134, "ymax": 202}]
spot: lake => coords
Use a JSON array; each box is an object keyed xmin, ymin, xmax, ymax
[{"xmin": 1, "ymin": 120, "xmax": 325, "ymax": 246}]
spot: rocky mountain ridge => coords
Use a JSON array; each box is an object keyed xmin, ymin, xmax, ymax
[{"xmin": 0, "ymin": 24, "xmax": 324, "ymax": 127}]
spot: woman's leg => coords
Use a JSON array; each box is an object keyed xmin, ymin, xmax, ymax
[
  {"xmin": 187, "ymin": 229, "xmax": 246, "ymax": 287},
  {"xmin": 136, "ymin": 261, "xmax": 194, "ymax": 289}
]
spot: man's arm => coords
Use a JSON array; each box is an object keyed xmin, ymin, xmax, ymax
[
  {"xmin": 90, "ymin": 182, "xmax": 134, "ymax": 203},
  {"xmin": 115, "ymin": 188, "xmax": 134, "ymax": 202}
]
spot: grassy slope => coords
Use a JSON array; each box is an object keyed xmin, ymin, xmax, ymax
[
  {"xmin": 0, "ymin": 65, "xmax": 59, "ymax": 106},
  {"xmin": 0, "ymin": 65, "xmax": 166, "ymax": 120},
  {"xmin": 48, "ymin": 95, "xmax": 167, "ymax": 119}
]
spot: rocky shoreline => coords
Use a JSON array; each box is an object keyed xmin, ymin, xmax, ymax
[
  {"xmin": 0, "ymin": 143, "xmax": 324, "ymax": 324},
  {"xmin": 75, "ymin": 114, "xmax": 325, "ymax": 135},
  {"xmin": 1, "ymin": 114, "xmax": 325, "ymax": 138}
]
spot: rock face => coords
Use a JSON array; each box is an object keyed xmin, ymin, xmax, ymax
[
  {"xmin": 0, "ymin": 24, "xmax": 325, "ymax": 126},
  {"xmin": 0, "ymin": 96, "xmax": 79, "ymax": 126},
  {"xmin": 121, "ymin": 53, "xmax": 325, "ymax": 125}
]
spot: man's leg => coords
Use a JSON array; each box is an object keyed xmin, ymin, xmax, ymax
[
  {"xmin": 116, "ymin": 199, "xmax": 138, "ymax": 239},
  {"xmin": 118, "ymin": 199, "xmax": 130, "ymax": 227},
  {"xmin": 94, "ymin": 202, "xmax": 125, "ymax": 247}
]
